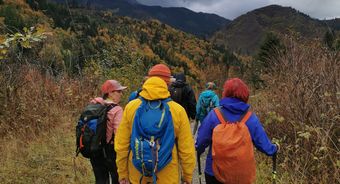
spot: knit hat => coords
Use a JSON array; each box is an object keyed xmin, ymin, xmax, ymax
[
  {"xmin": 148, "ymin": 64, "xmax": 171, "ymax": 84},
  {"xmin": 101, "ymin": 80, "xmax": 127, "ymax": 94}
]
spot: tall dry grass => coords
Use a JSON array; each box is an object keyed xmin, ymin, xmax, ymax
[
  {"xmin": 0, "ymin": 63, "xmax": 101, "ymax": 139},
  {"xmin": 252, "ymin": 37, "xmax": 339, "ymax": 183},
  {"xmin": 0, "ymin": 63, "xmax": 103, "ymax": 183}
]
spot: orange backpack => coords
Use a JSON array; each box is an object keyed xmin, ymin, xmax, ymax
[{"xmin": 212, "ymin": 108, "xmax": 256, "ymax": 184}]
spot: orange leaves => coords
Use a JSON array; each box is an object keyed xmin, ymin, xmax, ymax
[
  {"xmin": 96, "ymin": 27, "xmax": 111, "ymax": 44},
  {"xmin": 142, "ymin": 45, "xmax": 155, "ymax": 58}
]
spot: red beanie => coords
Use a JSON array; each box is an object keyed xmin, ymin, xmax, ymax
[
  {"xmin": 148, "ymin": 64, "xmax": 171, "ymax": 84},
  {"xmin": 222, "ymin": 78, "xmax": 249, "ymax": 103}
]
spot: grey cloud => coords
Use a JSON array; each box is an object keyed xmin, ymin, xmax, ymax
[
  {"xmin": 187, "ymin": 0, "xmax": 269, "ymax": 19},
  {"xmin": 268, "ymin": 0, "xmax": 340, "ymax": 19},
  {"xmin": 136, "ymin": 0, "xmax": 340, "ymax": 19}
]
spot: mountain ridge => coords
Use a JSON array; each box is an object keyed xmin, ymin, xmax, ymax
[
  {"xmin": 211, "ymin": 4, "xmax": 331, "ymax": 54},
  {"xmin": 50, "ymin": 0, "xmax": 230, "ymax": 38}
]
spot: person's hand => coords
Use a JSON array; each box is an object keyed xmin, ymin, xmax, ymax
[
  {"xmin": 119, "ymin": 179, "xmax": 130, "ymax": 184},
  {"xmin": 274, "ymin": 142, "xmax": 280, "ymax": 153}
]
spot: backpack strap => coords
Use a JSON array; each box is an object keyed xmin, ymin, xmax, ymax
[
  {"xmin": 214, "ymin": 108, "xmax": 252, "ymax": 125},
  {"xmin": 214, "ymin": 108, "xmax": 228, "ymax": 124},
  {"xmin": 240, "ymin": 111, "xmax": 252, "ymax": 125},
  {"xmin": 107, "ymin": 103, "xmax": 117, "ymax": 112}
]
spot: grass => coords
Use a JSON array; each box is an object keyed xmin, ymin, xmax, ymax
[
  {"xmin": 1, "ymin": 119, "xmax": 288, "ymax": 184},
  {"xmin": 0, "ymin": 111, "xmax": 94, "ymax": 184}
]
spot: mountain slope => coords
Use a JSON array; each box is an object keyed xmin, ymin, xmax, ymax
[
  {"xmin": 212, "ymin": 5, "xmax": 328, "ymax": 54},
  {"xmin": 50, "ymin": 0, "xmax": 230, "ymax": 38},
  {"xmin": 323, "ymin": 18, "xmax": 340, "ymax": 31}
]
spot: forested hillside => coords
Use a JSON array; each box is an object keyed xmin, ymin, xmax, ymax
[
  {"xmin": 0, "ymin": 0, "xmax": 339, "ymax": 183},
  {"xmin": 212, "ymin": 5, "xmax": 339, "ymax": 54},
  {"xmin": 49, "ymin": 0, "xmax": 230, "ymax": 38}
]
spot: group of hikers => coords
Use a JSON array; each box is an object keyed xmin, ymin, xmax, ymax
[{"xmin": 76, "ymin": 63, "xmax": 279, "ymax": 184}]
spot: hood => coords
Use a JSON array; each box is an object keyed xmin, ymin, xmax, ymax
[
  {"xmin": 171, "ymin": 80, "xmax": 186, "ymax": 88},
  {"xmin": 139, "ymin": 77, "xmax": 171, "ymax": 100},
  {"xmin": 201, "ymin": 90, "xmax": 217, "ymax": 98},
  {"xmin": 219, "ymin": 97, "xmax": 249, "ymax": 114},
  {"xmin": 174, "ymin": 73, "xmax": 186, "ymax": 83}
]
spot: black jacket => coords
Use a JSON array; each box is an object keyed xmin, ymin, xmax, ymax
[{"xmin": 169, "ymin": 73, "xmax": 197, "ymax": 119}]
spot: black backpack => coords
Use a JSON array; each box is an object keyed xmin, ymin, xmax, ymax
[
  {"xmin": 76, "ymin": 103, "xmax": 116, "ymax": 158},
  {"xmin": 170, "ymin": 86, "xmax": 183, "ymax": 104}
]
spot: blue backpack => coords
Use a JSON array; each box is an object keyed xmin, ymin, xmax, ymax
[
  {"xmin": 200, "ymin": 95, "xmax": 215, "ymax": 116},
  {"xmin": 130, "ymin": 97, "xmax": 175, "ymax": 183}
]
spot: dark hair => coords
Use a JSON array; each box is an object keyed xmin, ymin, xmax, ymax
[
  {"xmin": 206, "ymin": 82, "xmax": 216, "ymax": 90},
  {"xmin": 102, "ymin": 93, "xmax": 109, "ymax": 100}
]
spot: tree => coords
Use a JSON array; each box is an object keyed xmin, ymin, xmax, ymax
[
  {"xmin": 255, "ymin": 32, "xmax": 285, "ymax": 73},
  {"xmin": 323, "ymin": 30, "xmax": 335, "ymax": 49},
  {"xmin": 249, "ymin": 32, "xmax": 285, "ymax": 90},
  {"xmin": 0, "ymin": 5, "xmax": 25, "ymax": 30},
  {"xmin": 222, "ymin": 50, "xmax": 240, "ymax": 78}
]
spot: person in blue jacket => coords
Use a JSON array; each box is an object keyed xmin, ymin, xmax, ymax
[
  {"xmin": 194, "ymin": 82, "xmax": 219, "ymax": 134},
  {"xmin": 128, "ymin": 76, "xmax": 148, "ymax": 102},
  {"xmin": 196, "ymin": 78, "xmax": 278, "ymax": 184}
]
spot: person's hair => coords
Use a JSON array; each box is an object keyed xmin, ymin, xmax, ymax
[
  {"xmin": 205, "ymin": 82, "xmax": 216, "ymax": 90},
  {"xmin": 222, "ymin": 78, "xmax": 249, "ymax": 103},
  {"xmin": 102, "ymin": 93, "xmax": 109, "ymax": 100}
]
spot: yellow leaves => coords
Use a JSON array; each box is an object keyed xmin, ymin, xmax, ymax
[
  {"xmin": 103, "ymin": 11, "xmax": 113, "ymax": 17},
  {"xmin": 0, "ymin": 27, "xmax": 47, "ymax": 59},
  {"xmin": 0, "ymin": 35, "xmax": 7, "ymax": 60},
  {"xmin": 21, "ymin": 39, "xmax": 31, "ymax": 48},
  {"xmin": 143, "ymin": 45, "xmax": 155, "ymax": 58},
  {"xmin": 0, "ymin": 49, "xmax": 7, "ymax": 60},
  {"xmin": 0, "ymin": 17, "xmax": 4, "ymax": 25},
  {"xmin": 264, "ymin": 111, "xmax": 285, "ymax": 125},
  {"xmin": 0, "ymin": 35, "xmax": 5, "ymax": 44},
  {"xmin": 323, "ymin": 91, "xmax": 331, "ymax": 97},
  {"xmin": 297, "ymin": 131, "xmax": 311, "ymax": 140},
  {"xmin": 96, "ymin": 27, "xmax": 111, "ymax": 43}
]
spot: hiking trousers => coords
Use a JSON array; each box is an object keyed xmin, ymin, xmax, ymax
[
  {"xmin": 205, "ymin": 173, "xmax": 223, "ymax": 184},
  {"xmin": 90, "ymin": 156, "xmax": 119, "ymax": 184}
]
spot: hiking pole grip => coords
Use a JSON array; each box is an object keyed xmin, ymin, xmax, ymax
[
  {"xmin": 197, "ymin": 151, "xmax": 202, "ymax": 184},
  {"xmin": 272, "ymin": 153, "xmax": 277, "ymax": 184}
]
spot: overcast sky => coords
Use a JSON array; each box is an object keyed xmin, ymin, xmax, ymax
[{"xmin": 136, "ymin": 0, "xmax": 340, "ymax": 20}]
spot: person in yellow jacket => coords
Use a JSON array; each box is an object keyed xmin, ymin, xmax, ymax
[{"xmin": 115, "ymin": 76, "xmax": 196, "ymax": 184}]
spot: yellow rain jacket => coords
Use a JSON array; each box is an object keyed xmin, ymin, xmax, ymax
[{"xmin": 115, "ymin": 77, "xmax": 196, "ymax": 184}]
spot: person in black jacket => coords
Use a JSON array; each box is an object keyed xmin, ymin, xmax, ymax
[{"xmin": 169, "ymin": 73, "xmax": 197, "ymax": 120}]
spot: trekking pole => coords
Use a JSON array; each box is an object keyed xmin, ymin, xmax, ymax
[
  {"xmin": 193, "ymin": 119, "xmax": 199, "ymax": 136},
  {"xmin": 73, "ymin": 156, "xmax": 78, "ymax": 182},
  {"xmin": 197, "ymin": 151, "xmax": 202, "ymax": 184},
  {"xmin": 272, "ymin": 153, "xmax": 277, "ymax": 184}
]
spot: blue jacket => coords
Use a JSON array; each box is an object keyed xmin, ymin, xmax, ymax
[
  {"xmin": 196, "ymin": 90, "xmax": 219, "ymax": 122},
  {"xmin": 195, "ymin": 97, "xmax": 278, "ymax": 176},
  {"xmin": 128, "ymin": 89, "xmax": 141, "ymax": 102}
]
